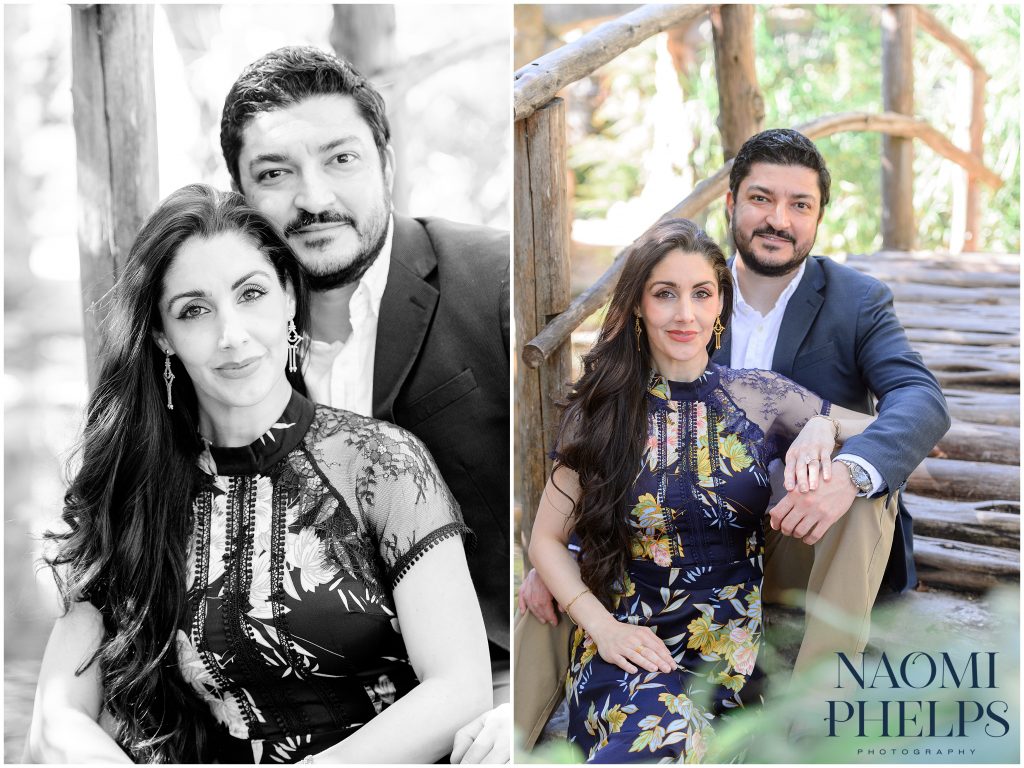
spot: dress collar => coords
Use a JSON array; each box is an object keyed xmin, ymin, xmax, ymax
[
  {"xmin": 647, "ymin": 363, "xmax": 722, "ymax": 403},
  {"xmin": 197, "ymin": 390, "xmax": 315, "ymax": 477}
]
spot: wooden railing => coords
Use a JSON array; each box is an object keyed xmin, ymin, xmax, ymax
[{"xmin": 513, "ymin": 4, "xmax": 1006, "ymax": 574}]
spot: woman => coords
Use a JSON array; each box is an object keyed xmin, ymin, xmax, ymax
[
  {"xmin": 529, "ymin": 219, "xmax": 872, "ymax": 763},
  {"xmin": 28, "ymin": 184, "xmax": 490, "ymax": 764}
]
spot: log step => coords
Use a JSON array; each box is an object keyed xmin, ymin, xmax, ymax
[
  {"xmin": 914, "ymin": 535, "xmax": 1019, "ymax": 593},
  {"xmin": 908, "ymin": 457, "xmax": 1020, "ymax": 501},
  {"xmin": 929, "ymin": 419, "xmax": 1019, "ymax": 464},
  {"xmin": 847, "ymin": 251, "xmax": 1020, "ymax": 271},
  {"xmin": 887, "ymin": 281, "xmax": 1019, "ymax": 305},
  {"xmin": 907, "ymin": 327, "xmax": 1020, "ymax": 347},
  {"xmin": 895, "ymin": 302, "xmax": 1019, "ymax": 335},
  {"xmin": 905, "ymin": 492, "xmax": 1019, "ymax": 550},
  {"xmin": 943, "ymin": 389, "xmax": 1019, "ymax": 426},
  {"xmin": 859, "ymin": 267, "xmax": 1020, "ymax": 289}
]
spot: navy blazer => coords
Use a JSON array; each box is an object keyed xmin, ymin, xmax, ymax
[
  {"xmin": 714, "ymin": 256, "xmax": 950, "ymax": 591},
  {"xmin": 372, "ymin": 214, "xmax": 510, "ymax": 649}
]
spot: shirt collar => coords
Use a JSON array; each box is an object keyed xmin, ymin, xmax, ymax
[{"xmin": 730, "ymin": 258, "xmax": 807, "ymax": 317}]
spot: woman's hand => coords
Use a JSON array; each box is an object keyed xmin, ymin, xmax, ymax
[
  {"xmin": 784, "ymin": 415, "xmax": 838, "ymax": 493},
  {"xmin": 587, "ymin": 615, "xmax": 676, "ymax": 675}
]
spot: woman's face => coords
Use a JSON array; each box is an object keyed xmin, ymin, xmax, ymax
[
  {"xmin": 154, "ymin": 230, "xmax": 295, "ymax": 416},
  {"xmin": 637, "ymin": 248, "xmax": 724, "ymax": 381}
]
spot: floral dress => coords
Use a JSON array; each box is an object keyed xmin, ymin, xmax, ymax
[
  {"xmin": 176, "ymin": 391, "xmax": 468, "ymax": 763},
  {"xmin": 564, "ymin": 364, "xmax": 828, "ymax": 763}
]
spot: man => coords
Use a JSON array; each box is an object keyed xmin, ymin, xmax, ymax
[
  {"xmin": 221, "ymin": 46, "xmax": 510, "ymax": 761},
  {"xmin": 517, "ymin": 128, "xmax": 949, "ymax": 735},
  {"xmin": 717, "ymin": 128, "xmax": 949, "ymax": 675}
]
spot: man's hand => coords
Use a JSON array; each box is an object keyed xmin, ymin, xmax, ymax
[
  {"xmin": 768, "ymin": 461, "xmax": 859, "ymax": 545},
  {"xmin": 517, "ymin": 568, "xmax": 559, "ymax": 625},
  {"xmin": 451, "ymin": 703, "xmax": 510, "ymax": 764}
]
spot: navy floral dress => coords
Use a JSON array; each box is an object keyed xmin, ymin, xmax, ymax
[
  {"xmin": 564, "ymin": 364, "xmax": 828, "ymax": 763},
  {"xmin": 176, "ymin": 391, "xmax": 468, "ymax": 763}
]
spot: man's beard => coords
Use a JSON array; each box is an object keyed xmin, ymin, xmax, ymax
[
  {"xmin": 285, "ymin": 191, "xmax": 391, "ymax": 291},
  {"xmin": 732, "ymin": 218, "xmax": 814, "ymax": 278}
]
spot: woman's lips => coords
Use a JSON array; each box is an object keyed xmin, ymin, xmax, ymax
[
  {"xmin": 216, "ymin": 355, "xmax": 262, "ymax": 379},
  {"xmin": 666, "ymin": 330, "xmax": 698, "ymax": 343}
]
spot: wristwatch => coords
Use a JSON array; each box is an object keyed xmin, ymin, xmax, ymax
[{"xmin": 836, "ymin": 459, "xmax": 872, "ymax": 496}]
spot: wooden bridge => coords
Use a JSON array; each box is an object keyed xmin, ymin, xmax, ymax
[{"xmin": 514, "ymin": 5, "xmax": 1015, "ymax": 599}]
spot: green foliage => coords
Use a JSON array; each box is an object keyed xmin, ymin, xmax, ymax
[{"xmin": 567, "ymin": 4, "xmax": 1019, "ymax": 254}]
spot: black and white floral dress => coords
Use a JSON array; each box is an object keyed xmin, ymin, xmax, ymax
[{"xmin": 176, "ymin": 391, "xmax": 468, "ymax": 763}]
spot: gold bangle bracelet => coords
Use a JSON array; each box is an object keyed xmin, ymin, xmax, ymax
[{"xmin": 564, "ymin": 587, "xmax": 591, "ymax": 621}]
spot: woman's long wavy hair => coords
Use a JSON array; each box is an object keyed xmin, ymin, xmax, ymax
[
  {"xmin": 45, "ymin": 184, "xmax": 311, "ymax": 762},
  {"xmin": 555, "ymin": 218, "xmax": 733, "ymax": 608}
]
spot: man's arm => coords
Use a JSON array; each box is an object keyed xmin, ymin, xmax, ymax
[{"xmin": 839, "ymin": 278, "xmax": 951, "ymax": 498}]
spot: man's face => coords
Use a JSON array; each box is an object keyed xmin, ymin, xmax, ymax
[
  {"xmin": 726, "ymin": 162, "xmax": 821, "ymax": 278},
  {"xmin": 237, "ymin": 94, "xmax": 394, "ymax": 290}
]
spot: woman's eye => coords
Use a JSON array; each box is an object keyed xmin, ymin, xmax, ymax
[
  {"xmin": 240, "ymin": 286, "xmax": 267, "ymax": 302},
  {"xmin": 656, "ymin": 290, "xmax": 675, "ymax": 299},
  {"xmin": 694, "ymin": 289, "xmax": 712, "ymax": 299},
  {"xmin": 178, "ymin": 304, "xmax": 207, "ymax": 320}
]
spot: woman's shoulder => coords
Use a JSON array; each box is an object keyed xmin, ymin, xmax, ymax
[
  {"xmin": 716, "ymin": 364, "xmax": 791, "ymax": 388},
  {"xmin": 305, "ymin": 404, "xmax": 433, "ymax": 468}
]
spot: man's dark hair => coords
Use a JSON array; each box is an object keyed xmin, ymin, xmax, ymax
[
  {"xmin": 729, "ymin": 129, "xmax": 831, "ymax": 215},
  {"xmin": 220, "ymin": 45, "xmax": 390, "ymax": 191}
]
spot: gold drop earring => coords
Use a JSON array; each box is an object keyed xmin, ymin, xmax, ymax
[
  {"xmin": 712, "ymin": 316, "xmax": 725, "ymax": 350},
  {"xmin": 634, "ymin": 315, "xmax": 642, "ymax": 351}
]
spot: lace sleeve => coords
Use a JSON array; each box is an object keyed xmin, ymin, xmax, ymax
[
  {"xmin": 351, "ymin": 421, "xmax": 470, "ymax": 588},
  {"xmin": 721, "ymin": 368, "xmax": 831, "ymax": 462}
]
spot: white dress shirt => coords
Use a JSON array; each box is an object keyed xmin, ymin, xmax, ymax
[
  {"xmin": 729, "ymin": 260, "xmax": 883, "ymax": 495},
  {"xmin": 304, "ymin": 219, "xmax": 393, "ymax": 417}
]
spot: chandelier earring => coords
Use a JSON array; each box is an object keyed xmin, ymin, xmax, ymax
[
  {"xmin": 287, "ymin": 319, "xmax": 301, "ymax": 373},
  {"xmin": 634, "ymin": 315, "xmax": 643, "ymax": 352},
  {"xmin": 712, "ymin": 316, "xmax": 725, "ymax": 351},
  {"xmin": 163, "ymin": 350, "xmax": 175, "ymax": 410}
]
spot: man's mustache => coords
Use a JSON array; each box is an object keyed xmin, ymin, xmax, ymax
[
  {"xmin": 752, "ymin": 225, "xmax": 795, "ymax": 243},
  {"xmin": 283, "ymin": 210, "xmax": 356, "ymax": 237}
]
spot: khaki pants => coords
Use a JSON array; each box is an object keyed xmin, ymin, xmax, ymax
[
  {"xmin": 762, "ymin": 491, "xmax": 900, "ymax": 678},
  {"xmin": 512, "ymin": 610, "xmax": 571, "ymax": 751}
]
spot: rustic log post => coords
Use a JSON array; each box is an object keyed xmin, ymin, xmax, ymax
[
  {"xmin": 710, "ymin": 5, "xmax": 764, "ymax": 162},
  {"xmin": 71, "ymin": 5, "xmax": 159, "ymax": 388},
  {"xmin": 881, "ymin": 5, "xmax": 915, "ymax": 251},
  {"xmin": 515, "ymin": 98, "xmax": 572, "ymax": 566}
]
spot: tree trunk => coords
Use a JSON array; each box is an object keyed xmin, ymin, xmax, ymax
[
  {"xmin": 881, "ymin": 5, "xmax": 915, "ymax": 251},
  {"xmin": 71, "ymin": 5, "xmax": 159, "ymax": 388},
  {"xmin": 710, "ymin": 5, "xmax": 763, "ymax": 162},
  {"xmin": 329, "ymin": 6, "xmax": 407, "ymax": 212}
]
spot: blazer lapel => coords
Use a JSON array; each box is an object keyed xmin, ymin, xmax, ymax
[
  {"xmin": 772, "ymin": 257, "xmax": 826, "ymax": 377},
  {"xmin": 372, "ymin": 216, "xmax": 439, "ymax": 420}
]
